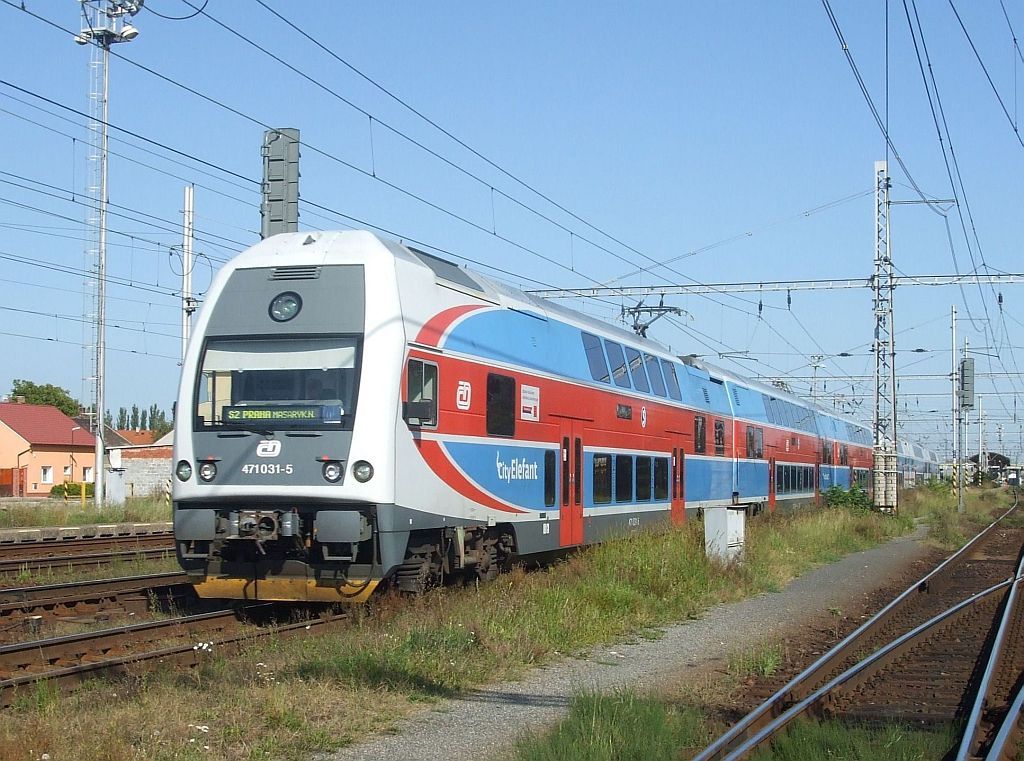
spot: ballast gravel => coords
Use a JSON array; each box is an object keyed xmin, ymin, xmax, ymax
[{"xmin": 322, "ymin": 525, "xmax": 931, "ymax": 761}]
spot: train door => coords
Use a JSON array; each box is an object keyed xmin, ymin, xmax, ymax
[
  {"xmin": 671, "ymin": 447, "xmax": 685, "ymax": 525},
  {"xmin": 559, "ymin": 421, "xmax": 583, "ymax": 546},
  {"xmin": 768, "ymin": 455, "xmax": 776, "ymax": 511}
]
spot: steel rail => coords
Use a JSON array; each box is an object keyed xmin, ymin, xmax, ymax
[
  {"xmin": 0, "ymin": 571, "xmax": 186, "ymax": 604},
  {"xmin": 957, "ymin": 541, "xmax": 1024, "ymax": 759},
  {"xmin": 0, "ymin": 609, "xmax": 347, "ymax": 708},
  {"xmin": 0, "ymin": 547, "xmax": 173, "ymax": 577},
  {"xmin": 0, "ymin": 533, "xmax": 172, "ymax": 560},
  {"xmin": 0, "ymin": 572, "xmax": 189, "ymax": 622},
  {"xmin": 721, "ymin": 580, "xmax": 1013, "ymax": 760},
  {"xmin": 0, "ymin": 608, "xmax": 243, "ymax": 679},
  {"xmin": 987, "ymin": 678, "xmax": 1024, "ymax": 760},
  {"xmin": 694, "ymin": 498, "xmax": 1020, "ymax": 761}
]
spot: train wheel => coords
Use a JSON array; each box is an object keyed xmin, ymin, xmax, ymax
[
  {"xmin": 396, "ymin": 543, "xmax": 441, "ymax": 594},
  {"xmin": 475, "ymin": 539, "xmax": 499, "ymax": 583}
]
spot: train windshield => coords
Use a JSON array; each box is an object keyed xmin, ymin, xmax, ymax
[{"xmin": 194, "ymin": 336, "xmax": 360, "ymax": 430}]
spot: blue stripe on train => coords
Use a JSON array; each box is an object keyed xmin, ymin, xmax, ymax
[
  {"xmin": 736, "ymin": 460, "xmax": 769, "ymax": 499},
  {"xmin": 443, "ymin": 441, "xmax": 552, "ymax": 510}
]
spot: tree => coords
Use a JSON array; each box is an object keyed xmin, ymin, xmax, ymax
[
  {"xmin": 140, "ymin": 408, "xmax": 149, "ymax": 430},
  {"xmin": 130, "ymin": 404, "xmax": 140, "ymax": 430},
  {"xmin": 148, "ymin": 404, "xmax": 173, "ymax": 437},
  {"xmin": 116, "ymin": 407, "xmax": 129, "ymax": 429},
  {"xmin": 9, "ymin": 380, "xmax": 80, "ymax": 417}
]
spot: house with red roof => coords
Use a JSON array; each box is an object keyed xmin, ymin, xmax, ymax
[{"xmin": 0, "ymin": 401, "xmax": 96, "ymax": 497}]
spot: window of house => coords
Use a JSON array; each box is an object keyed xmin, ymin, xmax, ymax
[
  {"xmin": 544, "ymin": 450, "xmax": 556, "ymax": 507},
  {"xmin": 486, "ymin": 373, "xmax": 516, "ymax": 437},
  {"xmin": 655, "ymin": 457, "xmax": 669, "ymax": 500},
  {"xmin": 406, "ymin": 358, "xmax": 438, "ymax": 427},
  {"xmin": 40, "ymin": 466, "xmax": 53, "ymax": 484},
  {"xmin": 604, "ymin": 341, "xmax": 632, "ymax": 389},
  {"xmin": 615, "ymin": 455, "xmax": 633, "ymax": 502},
  {"xmin": 581, "ymin": 332, "xmax": 610, "ymax": 384},
  {"xmin": 63, "ymin": 465, "xmax": 72, "ymax": 480},
  {"xmin": 636, "ymin": 456, "xmax": 652, "ymax": 501},
  {"xmin": 714, "ymin": 419, "xmax": 725, "ymax": 456},
  {"xmin": 83, "ymin": 467, "xmax": 93, "ymax": 483},
  {"xmin": 661, "ymin": 360, "xmax": 682, "ymax": 401},
  {"xmin": 593, "ymin": 454, "xmax": 612, "ymax": 504},
  {"xmin": 695, "ymin": 415, "xmax": 706, "ymax": 454},
  {"xmin": 624, "ymin": 347, "xmax": 650, "ymax": 392}
]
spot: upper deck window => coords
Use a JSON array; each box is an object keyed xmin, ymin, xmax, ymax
[
  {"xmin": 624, "ymin": 347, "xmax": 650, "ymax": 392},
  {"xmin": 644, "ymin": 354, "xmax": 667, "ymax": 397},
  {"xmin": 486, "ymin": 373, "xmax": 516, "ymax": 437},
  {"xmin": 581, "ymin": 332, "xmax": 611, "ymax": 384},
  {"xmin": 604, "ymin": 342, "xmax": 632, "ymax": 389},
  {"xmin": 660, "ymin": 359, "xmax": 682, "ymax": 401}
]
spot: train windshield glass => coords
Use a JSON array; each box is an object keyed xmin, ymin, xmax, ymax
[{"xmin": 194, "ymin": 336, "xmax": 359, "ymax": 429}]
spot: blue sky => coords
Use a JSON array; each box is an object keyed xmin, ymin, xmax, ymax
[{"xmin": 1, "ymin": 1, "xmax": 1021, "ymax": 457}]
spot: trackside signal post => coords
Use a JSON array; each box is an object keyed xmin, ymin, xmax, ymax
[{"xmin": 872, "ymin": 161, "xmax": 898, "ymax": 512}]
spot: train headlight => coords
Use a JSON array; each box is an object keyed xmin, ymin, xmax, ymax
[
  {"xmin": 352, "ymin": 460, "xmax": 374, "ymax": 483},
  {"xmin": 269, "ymin": 291, "xmax": 302, "ymax": 322},
  {"xmin": 198, "ymin": 461, "xmax": 218, "ymax": 482},
  {"xmin": 322, "ymin": 461, "xmax": 343, "ymax": 483},
  {"xmin": 175, "ymin": 460, "xmax": 192, "ymax": 482}
]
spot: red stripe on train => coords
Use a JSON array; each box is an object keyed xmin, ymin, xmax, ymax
[
  {"xmin": 414, "ymin": 438, "xmax": 527, "ymax": 514},
  {"xmin": 413, "ymin": 305, "xmax": 486, "ymax": 347}
]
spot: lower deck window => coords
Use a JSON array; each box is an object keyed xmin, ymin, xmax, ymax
[
  {"xmin": 544, "ymin": 450, "xmax": 556, "ymax": 507},
  {"xmin": 593, "ymin": 454, "xmax": 612, "ymax": 504},
  {"xmin": 636, "ymin": 456, "xmax": 652, "ymax": 501},
  {"xmin": 615, "ymin": 455, "xmax": 633, "ymax": 502},
  {"xmin": 654, "ymin": 457, "xmax": 669, "ymax": 500}
]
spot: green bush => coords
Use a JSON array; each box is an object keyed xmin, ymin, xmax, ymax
[
  {"xmin": 49, "ymin": 482, "xmax": 95, "ymax": 498},
  {"xmin": 822, "ymin": 485, "xmax": 871, "ymax": 509}
]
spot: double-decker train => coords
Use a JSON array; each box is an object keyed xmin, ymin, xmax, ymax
[{"xmin": 172, "ymin": 231, "xmax": 935, "ymax": 603}]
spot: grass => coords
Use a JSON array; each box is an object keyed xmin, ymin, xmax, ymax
[
  {"xmin": 0, "ymin": 502, "xmax": 926, "ymax": 760},
  {"xmin": 511, "ymin": 485, "xmax": 1017, "ymax": 761},
  {"xmin": 747, "ymin": 718, "xmax": 957, "ymax": 761},
  {"xmin": 0, "ymin": 496, "xmax": 170, "ymax": 529},
  {"xmin": 514, "ymin": 689, "xmax": 713, "ymax": 761}
]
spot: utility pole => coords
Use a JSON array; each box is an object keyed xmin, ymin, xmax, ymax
[
  {"xmin": 872, "ymin": 160, "xmax": 898, "ymax": 512},
  {"xmin": 181, "ymin": 185, "xmax": 196, "ymax": 362},
  {"xmin": 952, "ymin": 305, "xmax": 961, "ymax": 511},
  {"xmin": 810, "ymin": 355, "xmax": 825, "ymax": 404},
  {"xmin": 75, "ymin": 0, "xmax": 142, "ymax": 508},
  {"xmin": 979, "ymin": 398, "xmax": 985, "ymax": 485}
]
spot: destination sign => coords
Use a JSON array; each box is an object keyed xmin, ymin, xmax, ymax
[{"xmin": 225, "ymin": 406, "xmax": 321, "ymax": 422}]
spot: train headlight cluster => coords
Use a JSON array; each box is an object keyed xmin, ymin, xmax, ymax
[
  {"xmin": 198, "ymin": 462, "xmax": 218, "ymax": 482},
  {"xmin": 352, "ymin": 460, "xmax": 374, "ymax": 483},
  {"xmin": 269, "ymin": 291, "xmax": 302, "ymax": 322},
  {"xmin": 322, "ymin": 461, "xmax": 343, "ymax": 483},
  {"xmin": 175, "ymin": 460, "xmax": 192, "ymax": 481}
]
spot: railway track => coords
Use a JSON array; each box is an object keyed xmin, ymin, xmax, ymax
[
  {"xmin": 0, "ymin": 572, "xmax": 191, "ymax": 633},
  {"xmin": 0, "ymin": 533, "xmax": 174, "ymax": 578},
  {"xmin": 0, "ymin": 604, "xmax": 347, "ymax": 707},
  {"xmin": 695, "ymin": 493, "xmax": 1024, "ymax": 760}
]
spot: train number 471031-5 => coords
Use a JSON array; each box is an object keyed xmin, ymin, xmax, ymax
[{"xmin": 241, "ymin": 463, "xmax": 294, "ymax": 475}]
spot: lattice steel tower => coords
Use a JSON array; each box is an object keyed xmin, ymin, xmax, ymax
[
  {"xmin": 872, "ymin": 160, "xmax": 898, "ymax": 511},
  {"xmin": 75, "ymin": 0, "xmax": 142, "ymax": 506}
]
